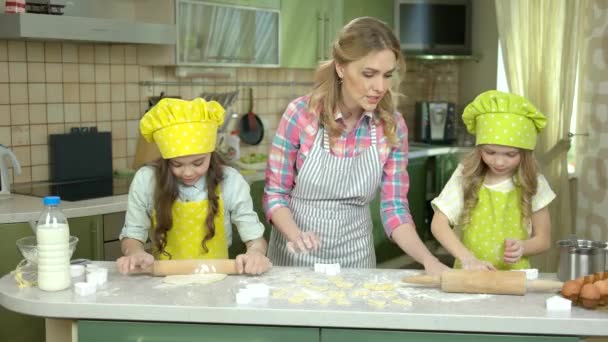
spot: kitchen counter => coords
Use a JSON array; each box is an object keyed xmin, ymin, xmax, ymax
[{"xmin": 1, "ymin": 262, "xmax": 607, "ymax": 339}]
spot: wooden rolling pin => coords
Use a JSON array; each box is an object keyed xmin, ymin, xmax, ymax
[
  {"xmin": 137, "ymin": 259, "xmax": 238, "ymax": 276},
  {"xmin": 402, "ymin": 270, "xmax": 563, "ymax": 295}
]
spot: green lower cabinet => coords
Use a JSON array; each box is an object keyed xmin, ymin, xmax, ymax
[
  {"xmin": 321, "ymin": 329, "xmax": 579, "ymax": 342},
  {"xmin": 68, "ymin": 215, "xmax": 104, "ymax": 261},
  {"xmin": 78, "ymin": 321, "xmax": 319, "ymax": 342}
]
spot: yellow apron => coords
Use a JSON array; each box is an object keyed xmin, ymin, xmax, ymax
[
  {"xmin": 455, "ymin": 184, "xmax": 530, "ymax": 270},
  {"xmin": 153, "ymin": 194, "xmax": 228, "ymax": 260}
]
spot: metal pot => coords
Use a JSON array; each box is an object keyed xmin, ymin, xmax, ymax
[{"xmin": 557, "ymin": 239, "xmax": 607, "ymax": 281}]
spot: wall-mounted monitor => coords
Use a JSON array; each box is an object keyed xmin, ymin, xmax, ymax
[{"xmin": 395, "ymin": 0, "xmax": 472, "ymax": 56}]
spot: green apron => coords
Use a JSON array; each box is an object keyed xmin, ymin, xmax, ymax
[{"xmin": 455, "ymin": 183, "xmax": 530, "ymax": 270}]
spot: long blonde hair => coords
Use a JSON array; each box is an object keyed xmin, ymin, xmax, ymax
[
  {"xmin": 308, "ymin": 17, "xmax": 406, "ymax": 147},
  {"xmin": 459, "ymin": 147, "xmax": 539, "ymax": 226}
]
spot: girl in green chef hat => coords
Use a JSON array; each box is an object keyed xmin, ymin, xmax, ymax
[{"xmin": 430, "ymin": 90, "xmax": 555, "ymax": 270}]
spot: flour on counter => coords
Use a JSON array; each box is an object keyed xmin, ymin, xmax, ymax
[{"xmin": 397, "ymin": 286, "xmax": 491, "ymax": 302}]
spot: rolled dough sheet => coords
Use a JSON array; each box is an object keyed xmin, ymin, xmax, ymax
[{"xmin": 162, "ymin": 273, "xmax": 227, "ymax": 285}]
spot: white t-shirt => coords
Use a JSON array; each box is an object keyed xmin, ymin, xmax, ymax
[
  {"xmin": 431, "ymin": 164, "xmax": 556, "ymax": 230},
  {"xmin": 119, "ymin": 165, "xmax": 264, "ymax": 246}
]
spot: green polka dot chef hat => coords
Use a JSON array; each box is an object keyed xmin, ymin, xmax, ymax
[
  {"xmin": 462, "ymin": 90, "xmax": 547, "ymax": 150},
  {"xmin": 140, "ymin": 98, "xmax": 225, "ymax": 159}
]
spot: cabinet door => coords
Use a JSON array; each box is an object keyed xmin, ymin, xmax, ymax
[
  {"xmin": 78, "ymin": 320, "xmax": 319, "ymax": 342},
  {"xmin": 177, "ymin": 0, "xmax": 279, "ymax": 66},
  {"xmin": 0, "ymin": 222, "xmax": 45, "ymax": 342},
  {"xmin": 342, "ymin": 0, "xmax": 394, "ymax": 28},
  {"xmin": 280, "ymin": 0, "xmax": 323, "ymax": 68},
  {"xmin": 68, "ymin": 215, "xmax": 104, "ymax": 261},
  {"xmin": 322, "ymin": 328, "xmax": 578, "ymax": 342}
]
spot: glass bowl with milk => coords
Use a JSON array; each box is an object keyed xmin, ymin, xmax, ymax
[{"xmin": 16, "ymin": 235, "xmax": 79, "ymax": 265}]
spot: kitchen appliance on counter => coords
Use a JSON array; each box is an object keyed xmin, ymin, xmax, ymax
[
  {"xmin": 12, "ymin": 130, "xmax": 131, "ymax": 201},
  {"xmin": 414, "ymin": 101, "xmax": 457, "ymax": 144}
]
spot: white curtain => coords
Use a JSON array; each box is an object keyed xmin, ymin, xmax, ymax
[{"xmin": 495, "ymin": 0, "xmax": 588, "ymax": 271}]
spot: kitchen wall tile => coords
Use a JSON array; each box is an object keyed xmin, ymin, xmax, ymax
[
  {"xmin": 29, "ymin": 104, "xmax": 46, "ymax": 124},
  {"xmin": 10, "ymin": 104, "xmax": 28, "ymax": 125},
  {"xmin": 96, "ymin": 103, "xmax": 111, "ymax": 121},
  {"xmin": 27, "ymin": 83, "xmax": 45, "ymax": 104},
  {"xmin": 110, "ymin": 65, "xmax": 125, "ymax": 83},
  {"xmin": 9, "ymin": 83, "xmax": 28, "ymax": 104},
  {"xmin": 179, "ymin": 86, "xmax": 192, "ymax": 100},
  {"xmin": 126, "ymin": 102, "xmax": 141, "ymax": 120},
  {"xmin": 64, "ymin": 103, "xmax": 80, "ymax": 123},
  {"xmin": 0, "ymin": 126, "xmax": 9, "ymax": 145},
  {"xmin": 97, "ymin": 122, "xmax": 111, "ymax": 132},
  {"xmin": 27, "ymin": 62, "xmax": 45, "ymax": 82},
  {"xmin": 111, "ymin": 84, "xmax": 126, "ymax": 102},
  {"xmin": 0, "ymin": 62, "xmax": 8, "ymax": 82},
  {"xmin": 80, "ymin": 103, "xmax": 96, "ymax": 122},
  {"xmin": 25, "ymin": 42, "xmax": 44, "ymax": 62},
  {"xmin": 61, "ymin": 43, "xmax": 78, "ymax": 63},
  {"xmin": 125, "ymin": 45, "xmax": 137, "ymax": 65},
  {"xmin": 152, "ymin": 66, "xmax": 166, "ymax": 82},
  {"xmin": 79, "ymin": 84, "xmax": 95, "ymax": 102},
  {"xmin": 127, "ymin": 138, "xmax": 137, "ymax": 157},
  {"xmin": 112, "ymin": 120, "xmax": 127, "ymax": 140},
  {"xmin": 13, "ymin": 146, "xmax": 31, "ymax": 167},
  {"xmin": 31, "ymin": 165, "xmax": 48, "ymax": 182},
  {"xmin": 8, "ymin": 41, "xmax": 26, "ymax": 61},
  {"xmin": 96, "ymin": 83, "xmax": 111, "ymax": 102},
  {"xmin": 0, "ymin": 41, "xmax": 7, "ymax": 61},
  {"xmin": 78, "ymin": 45, "xmax": 95, "ymax": 64},
  {"xmin": 29, "ymin": 125, "xmax": 47, "ymax": 144},
  {"xmin": 111, "ymin": 102, "xmax": 126, "ymax": 121},
  {"xmin": 113, "ymin": 157, "xmax": 127, "ymax": 170},
  {"xmin": 45, "ymin": 63, "xmax": 62, "ymax": 82},
  {"xmin": 139, "ymin": 66, "xmax": 152, "ymax": 81},
  {"xmin": 46, "ymin": 104, "xmax": 64, "ymax": 123},
  {"xmin": 125, "ymin": 65, "xmax": 139, "ymax": 83},
  {"xmin": 125, "ymin": 84, "xmax": 139, "ymax": 102},
  {"xmin": 126, "ymin": 120, "xmax": 139, "ymax": 139},
  {"xmin": 95, "ymin": 64, "xmax": 110, "ymax": 83},
  {"xmin": 79, "ymin": 64, "xmax": 95, "ymax": 83},
  {"xmin": 62, "ymin": 63, "xmax": 79, "ymax": 82},
  {"xmin": 63, "ymin": 83, "xmax": 80, "ymax": 103},
  {"xmin": 112, "ymin": 138, "xmax": 127, "ymax": 157},
  {"xmin": 14, "ymin": 166, "xmax": 31, "ymax": 183},
  {"xmin": 44, "ymin": 43, "xmax": 62, "ymax": 63},
  {"xmin": 0, "ymin": 105, "xmax": 9, "ymax": 125},
  {"xmin": 47, "ymin": 123, "xmax": 65, "ymax": 135},
  {"xmin": 30, "ymin": 145, "xmax": 48, "ymax": 165},
  {"xmin": 8, "ymin": 62, "xmax": 27, "ymax": 82},
  {"xmin": 46, "ymin": 83, "xmax": 64, "ymax": 103},
  {"xmin": 95, "ymin": 45, "xmax": 110, "ymax": 64},
  {"xmin": 110, "ymin": 45, "xmax": 125, "ymax": 64},
  {"xmin": 0, "ymin": 84, "xmax": 8, "ymax": 105},
  {"xmin": 11, "ymin": 125, "xmax": 30, "ymax": 146}
]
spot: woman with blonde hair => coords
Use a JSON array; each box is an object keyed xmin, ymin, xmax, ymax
[
  {"xmin": 431, "ymin": 90, "xmax": 555, "ymax": 270},
  {"xmin": 263, "ymin": 17, "xmax": 448, "ymax": 274}
]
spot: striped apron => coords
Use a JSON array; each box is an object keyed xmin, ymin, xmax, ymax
[{"xmin": 268, "ymin": 123, "xmax": 382, "ymax": 267}]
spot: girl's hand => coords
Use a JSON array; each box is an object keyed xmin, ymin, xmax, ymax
[
  {"xmin": 235, "ymin": 252, "xmax": 272, "ymax": 275},
  {"xmin": 423, "ymin": 257, "xmax": 450, "ymax": 276},
  {"xmin": 286, "ymin": 231, "xmax": 319, "ymax": 254},
  {"xmin": 116, "ymin": 251, "xmax": 155, "ymax": 275},
  {"xmin": 460, "ymin": 256, "xmax": 496, "ymax": 271},
  {"xmin": 503, "ymin": 238, "xmax": 524, "ymax": 264}
]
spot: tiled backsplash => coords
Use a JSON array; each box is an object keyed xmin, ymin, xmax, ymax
[{"xmin": 0, "ymin": 40, "xmax": 458, "ymax": 185}]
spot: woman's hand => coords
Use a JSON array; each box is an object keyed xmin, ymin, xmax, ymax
[
  {"xmin": 460, "ymin": 256, "xmax": 496, "ymax": 271},
  {"xmin": 116, "ymin": 251, "xmax": 155, "ymax": 275},
  {"xmin": 423, "ymin": 257, "xmax": 450, "ymax": 276},
  {"xmin": 235, "ymin": 252, "xmax": 272, "ymax": 275},
  {"xmin": 285, "ymin": 231, "xmax": 319, "ymax": 254},
  {"xmin": 503, "ymin": 238, "xmax": 524, "ymax": 264}
]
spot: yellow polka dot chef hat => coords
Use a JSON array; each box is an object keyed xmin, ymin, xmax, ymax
[
  {"xmin": 140, "ymin": 98, "xmax": 225, "ymax": 159},
  {"xmin": 462, "ymin": 90, "xmax": 547, "ymax": 150}
]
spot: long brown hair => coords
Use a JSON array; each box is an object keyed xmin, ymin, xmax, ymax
[
  {"xmin": 308, "ymin": 17, "xmax": 406, "ymax": 147},
  {"xmin": 152, "ymin": 152, "xmax": 225, "ymax": 258},
  {"xmin": 459, "ymin": 147, "xmax": 539, "ymax": 227}
]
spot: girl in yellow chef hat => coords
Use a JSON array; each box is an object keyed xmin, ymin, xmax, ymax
[
  {"xmin": 116, "ymin": 98, "xmax": 272, "ymax": 275},
  {"xmin": 430, "ymin": 90, "xmax": 555, "ymax": 270}
]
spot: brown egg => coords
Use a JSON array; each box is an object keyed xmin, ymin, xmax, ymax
[
  {"xmin": 561, "ymin": 280, "xmax": 582, "ymax": 304},
  {"xmin": 584, "ymin": 275, "xmax": 595, "ymax": 284},
  {"xmin": 580, "ymin": 283, "xmax": 601, "ymax": 309},
  {"xmin": 593, "ymin": 272, "xmax": 603, "ymax": 282},
  {"xmin": 593, "ymin": 280, "xmax": 608, "ymax": 306}
]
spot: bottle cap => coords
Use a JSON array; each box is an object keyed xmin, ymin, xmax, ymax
[{"xmin": 43, "ymin": 196, "xmax": 61, "ymax": 206}]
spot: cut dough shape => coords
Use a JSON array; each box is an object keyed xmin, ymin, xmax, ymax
[{"xmin": 162, "ymin": 273, "xmax": 227, "ymax": 285}]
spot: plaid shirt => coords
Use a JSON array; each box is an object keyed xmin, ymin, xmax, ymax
[{"xmin": 263, "ymin": 96, "xmax": 413, "ymax": 236}]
